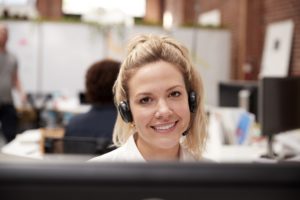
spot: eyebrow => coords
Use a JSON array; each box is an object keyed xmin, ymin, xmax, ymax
[
  {"xmin": 167, "ymin": 85, "xmax": 185, "ymax": 92},
  {"xmin": 134, "ymin": 85, "xmax": 185, "ymax": 98}
]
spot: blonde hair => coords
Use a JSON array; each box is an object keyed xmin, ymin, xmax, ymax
[{"xmin": 112, "ymin": 34, "xmax": 207, "ymax": 159}]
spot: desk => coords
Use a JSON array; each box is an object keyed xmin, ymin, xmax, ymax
[
  {"xmin": 0, "ymin": 128, "xmax": 98, "ymax": 162},
  {"xmin": 204, "ymin": 144, "xmax": 267, "ymax": 163},
  {"xmin": 41, "ymin": 128, "xmax": 65, "ymax": 154},
  {"xmin": 1, "ymin": 130, "xmax": 266, "ymax": 163},
  {"xmin": 1, "ymin": 128, "xmax": 299, "ymax": 163},
  {"xmin": 1, "ymin": 128, "xmax": 64, "ymax": 159}
]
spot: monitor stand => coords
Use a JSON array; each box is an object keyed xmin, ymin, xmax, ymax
[
  {"xmin": 259, "ymin": 135, "xmax": 296, "ymax": 161},
  {"xmin": 260, "ymin": 135, "xmax": 278, "ymax": 160}
]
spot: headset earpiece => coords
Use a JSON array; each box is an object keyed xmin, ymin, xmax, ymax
[
  {"xmin": 118, "ymin": 101, "xmax": 133, "ymax": 123},
  {"xmin": 188, "ymin": 91, "xmax": 197, "ymax": 113}
]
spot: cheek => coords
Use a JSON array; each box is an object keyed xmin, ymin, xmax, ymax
[
  {"xmin": 181, "ymin": 106, "xmax": 191, "ymax": 120},
  {"xmin": 173, "ymin": 100, "xmax": 191, "ymax": 123},
  {"xmin": 131, "ymin": 107, "xmax": 153, "ymax": 125}
]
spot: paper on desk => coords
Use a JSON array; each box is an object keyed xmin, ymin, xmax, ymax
[
  {"xmin": 15, "ymin": 129, "xmax": 42, "ymax": 143},
  {"xmin": 209, "ymin": 107, "xmax": 254, "ymax": 145},
  {"xmin": 204, "ymin": 112, "xmax": 224, "ymax": 160},
  {"xmin": 1, "ymin": 129, "xmax": 43, "ymax": 159},
  {"xmin": 275, "ymin": 129, "xmax": 300, "ymax": 153}
]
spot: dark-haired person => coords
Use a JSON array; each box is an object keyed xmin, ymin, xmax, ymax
[
  {"xmin": 65, "ymin": 59, "xmax": 120, "ymax": 141},
  {"xmin": 90, "ymin": 34, "xmax": 208, "ymax": 162}
]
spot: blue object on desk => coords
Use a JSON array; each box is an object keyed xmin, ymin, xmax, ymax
[{"xmin": 236, "ymin": 112, "xmax": 252, "ymax": 144}]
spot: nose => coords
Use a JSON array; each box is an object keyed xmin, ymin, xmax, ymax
[{"xmin": 154, "ymin": 99, "xmax": 172, "ymax": 119}]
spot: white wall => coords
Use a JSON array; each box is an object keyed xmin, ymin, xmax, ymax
[{"xmin": 4, "ymin": 21, "xmax": 231, "ymax": 106}]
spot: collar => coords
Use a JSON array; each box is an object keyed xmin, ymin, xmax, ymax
[{"xmin": 124, "ymin": 134, "xmax": 197, "ymax": 162}]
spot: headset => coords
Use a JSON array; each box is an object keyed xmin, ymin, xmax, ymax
[{"xmin": 118, "ymin": 91, "xmax": 197, "ymax": 123}]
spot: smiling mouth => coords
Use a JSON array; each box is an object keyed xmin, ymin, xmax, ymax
[{"xmin": 151, "ymin": 121, "xmax": 178, "ymax": 132}]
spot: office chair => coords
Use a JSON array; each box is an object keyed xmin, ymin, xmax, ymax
[{"xmin": 44, "ymin": 136, "xmax": 115, "ymax": 155}]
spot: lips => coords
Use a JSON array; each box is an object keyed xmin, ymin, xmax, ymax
[{"xmin": 151, "ymin": 121, "xmax": 178, "ymax": 132}]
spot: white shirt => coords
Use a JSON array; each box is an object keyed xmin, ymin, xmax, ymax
[{"xmin": 89, "ymin": 134, "xmax": 197, "ymax": 162}]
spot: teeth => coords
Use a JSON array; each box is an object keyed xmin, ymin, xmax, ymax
[{"xmin": 154, "ymin": 123, "xmax": 175, "ymax": 130}]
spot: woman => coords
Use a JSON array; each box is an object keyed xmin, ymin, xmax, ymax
[{"xmin": 90, "ymin": 34, "xmax": 207, "ymax": 162}]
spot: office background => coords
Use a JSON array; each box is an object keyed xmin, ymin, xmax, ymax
[
  {"xmin": 0, "ymin": 0, "xmax": 300, "ymax": 161},
  {"xmin": 1, "ymin": 0, "xmax": 299, "ymax": 105},
  {"xmin": 32, "ymin": 0, "xmax": 300, "ymax": 79}
]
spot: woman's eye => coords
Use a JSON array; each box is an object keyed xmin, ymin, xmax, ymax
[
  {"xmin": 169, "ymin": 91, "xmax": 181, "ymax": 97},
  {"xmin": 139, "ymin": 97, "xmax": 152, "ymax": 104}
]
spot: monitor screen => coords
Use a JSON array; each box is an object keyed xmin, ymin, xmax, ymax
[
  {"xmin": 259, "ymin": 77, "xmax": 300, "ymax": 136},
  {"xmin": 219, "ymin": 81, "xmax": 258, "ymax": 117},
  {"xmin": 0, "ymin": 162, "xmax": 299, "ymax": 200},
  {"xmin": 79, "ymin": 91, "xmax": 89, "ymax": 104}
]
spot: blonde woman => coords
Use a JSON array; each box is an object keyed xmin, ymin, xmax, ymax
[{"xmin": 90, "ymin": 34, "xmax": 207, "ymax": 162}]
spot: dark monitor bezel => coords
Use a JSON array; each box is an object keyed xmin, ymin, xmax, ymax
[
  {"xmin": 259, "ymin": 77, "xmax": 300, "ymax": 136},
  {"xmin": 0, "ymin": 162, "xmax": 299, "ymax": 200}
]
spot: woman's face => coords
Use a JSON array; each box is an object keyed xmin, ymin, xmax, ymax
[{"xmin": 128, "ymin": 60, "xmax": 190, "ymax": 156}]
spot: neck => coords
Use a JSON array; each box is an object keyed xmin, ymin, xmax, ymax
[{"xmin": 136, "ymin": 134, "xmax": 180, "ymax": 161}]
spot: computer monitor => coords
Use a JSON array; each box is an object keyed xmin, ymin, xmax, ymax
[
  {"xmin": 0, "ymin": 162, "xmax": 299, "ymax": 200},
  {"xmin": 259, "ymin": 77, "xmax": 300, "ymax": 158},
  {"xmin": 219, "ymin": 81, "xmax": 258, "ymax": 117},
  {"xmin": 79, "ymin": 91, "xmax": 89, "ymax": 104}
]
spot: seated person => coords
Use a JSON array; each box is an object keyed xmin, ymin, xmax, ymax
[
  {"xmin": 65, "ymin": 59, "xmax": 120, "ymax": 141},
  {"xmin": 90, "ymin": 34, "xmax": 208, "ymax": 162}
]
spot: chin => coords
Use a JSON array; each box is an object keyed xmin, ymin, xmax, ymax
[{"xmin": 154, "ymin": 138, "xmax": 180, "ymax": 149}]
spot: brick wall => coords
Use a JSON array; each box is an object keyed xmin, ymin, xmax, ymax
[
  {"xmin": 244, "ymin": 0, "xmax": 264, "ymax": 80},
  {"xmin": 34, "ymin": 0, "xmax": 300, "ymax": 78},
  {"xmin": 196, "ymin": 0, "xmax": 245, "ymax": 79},
  {"xmin": 193, "ymin": 0, "xmax": 300, "ymax": 79},
  {"xmin": 164, "ymin": 0, "xmax": 184, "ymax": 26},
  {"xmin": 144, "ymin": 0, "xmax": 164, "ymax": 23},
  {"xmin": 36, "ymin": 0, "xmax": 62, "ymax": 20},
  {"xmin": 263, "ymin": 0, "xmax": 300, "ymax": 76},
  {"xmin": 182, "ymin": 0, "xmax": 198, "ymax": 24}
]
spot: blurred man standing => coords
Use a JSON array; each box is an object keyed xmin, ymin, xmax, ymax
[{"xmin": 0, "ymin": 24, "xmax": 27, "ymax": 143}]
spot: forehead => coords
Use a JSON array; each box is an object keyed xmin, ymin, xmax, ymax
[{"xmin": 128, "ymin": 61, "xmax": 186, "ymax": 95}]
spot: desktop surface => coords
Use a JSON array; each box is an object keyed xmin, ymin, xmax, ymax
[{"xmin": 0, "ymin": 162, "xmax": 299, "ymax": 200}]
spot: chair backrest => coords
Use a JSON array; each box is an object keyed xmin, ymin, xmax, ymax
[{"xmin": 44, "ymin": 136, "xmax": 115, "ymax": 155}]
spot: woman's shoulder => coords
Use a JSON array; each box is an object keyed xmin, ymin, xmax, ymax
[
  {"xmin": 88, "ymin": 134, "xmax": 145, "ymax": 162},
  {"xmin": 200, "ymin": 156, "xmax": 215, "ymax": 162},
  {"xmin": 88, "ymin": 147, "xmax": 124, "ymax": 162}
]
